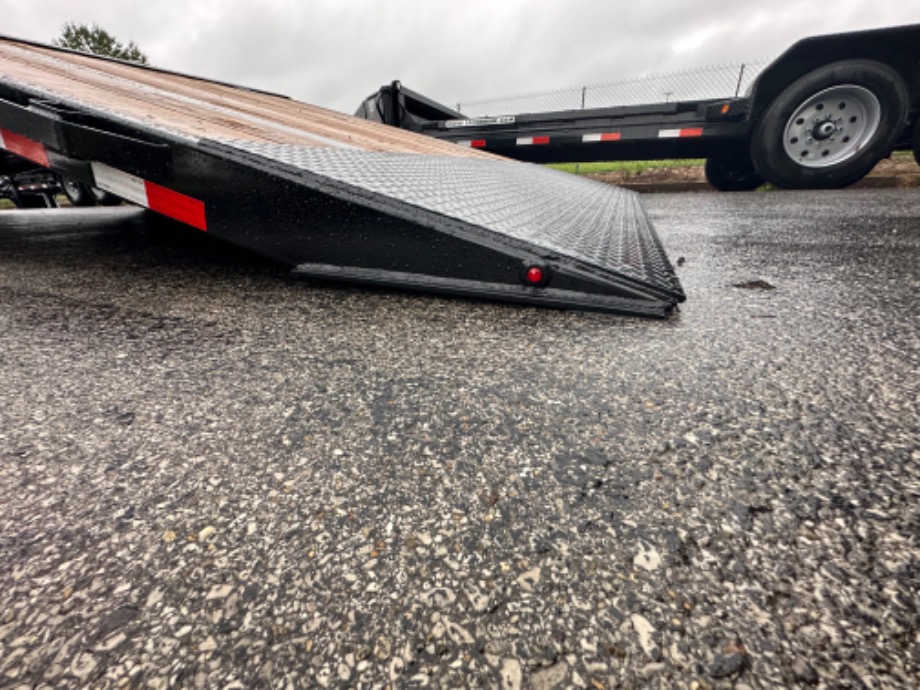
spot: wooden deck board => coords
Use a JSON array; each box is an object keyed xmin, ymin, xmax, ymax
[{"xmin": 0, "ymin": 39, "xmax": 498, "ymax": 159}]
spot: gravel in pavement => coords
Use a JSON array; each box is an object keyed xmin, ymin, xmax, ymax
[{"xmin": 0, "ymin": 188, "xmax": 917, "ymax": 688}]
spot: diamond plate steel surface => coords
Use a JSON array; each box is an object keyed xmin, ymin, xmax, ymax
[{"xmin": 211, "ymin": 140, "xmax": 683, "ymax": 297}]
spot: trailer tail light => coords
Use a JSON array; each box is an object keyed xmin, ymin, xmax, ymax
[{"xmin": 522, "ymin": 264, "xmax": 551, "ymax": 287}]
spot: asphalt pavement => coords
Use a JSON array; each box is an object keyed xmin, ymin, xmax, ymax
[{"xmin": 0, "ymin": 188, "xmax": 917, "ymax": 689}]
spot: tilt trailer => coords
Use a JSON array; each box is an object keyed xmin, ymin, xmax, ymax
[
  {"xmin": 0, "ymin": 35, "xmax": 684, "ymax": 318},
  {"xmin": 356, "ymin": 24, "xmax": 920, "ymax": 191}
]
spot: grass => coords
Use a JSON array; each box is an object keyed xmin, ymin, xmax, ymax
[
  {"xmin": 552, "ymin": 150, "xmax": 916, "ymax": 176},
  {"xmin": 548, "ymin": 159, "xmax": 705, "ymax": 175},
  {"xmin": 0, "ymin": 195, "xmax": 71, "ymax": 210}
]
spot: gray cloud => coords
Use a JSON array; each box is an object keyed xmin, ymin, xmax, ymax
[{"xmin": 4, "ymin": 0, "xmax": 920, "ymax": 113}]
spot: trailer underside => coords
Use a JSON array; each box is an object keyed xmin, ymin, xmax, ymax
[{"xmin": 0, "ymin": 36, "xmax": 684, "ymax": 317}]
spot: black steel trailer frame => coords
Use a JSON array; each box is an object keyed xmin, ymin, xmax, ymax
[{"xmin": 357, "ymin": 24, "xmax": 920, "ymax": 191}]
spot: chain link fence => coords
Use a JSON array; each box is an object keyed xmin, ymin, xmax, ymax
[{"xmin": 456, "ymin": 60, "xmax": 771, "ymax": 117}]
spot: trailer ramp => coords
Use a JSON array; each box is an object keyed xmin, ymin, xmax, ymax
[{"xmin": 0, "ymin": 37, "xmax": 684, "ymax": 317}]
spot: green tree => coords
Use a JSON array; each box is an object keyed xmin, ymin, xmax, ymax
[{"xmin": 52, "ymin": 23, "xmax": 149, "ymax": 65}]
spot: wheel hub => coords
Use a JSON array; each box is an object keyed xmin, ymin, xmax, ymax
[
  {"xmin": 782, "ymin": 85, "xmax": 882, "ymax": 168},
  {"xmin": 812, "ymin": 120, "xmax": 838, "ymax": 141}
]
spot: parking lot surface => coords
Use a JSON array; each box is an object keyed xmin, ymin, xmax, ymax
[{"xmin": 0, "ymin": 188, "xmax": 918, "ymax": 689}]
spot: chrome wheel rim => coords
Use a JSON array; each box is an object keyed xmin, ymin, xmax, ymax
[{"xmin": 783, "ymin": 85, "xmax": 881, "ymax": 168}]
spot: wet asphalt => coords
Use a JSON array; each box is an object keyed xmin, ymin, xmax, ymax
[{"xmin": 0, "ymin": 188, "xmax": 917, "ymax": 689}]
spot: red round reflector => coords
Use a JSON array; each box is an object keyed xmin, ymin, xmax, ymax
[{"xmin": 526, "ymin": 266, "xmax": 544, "ymax": 284}]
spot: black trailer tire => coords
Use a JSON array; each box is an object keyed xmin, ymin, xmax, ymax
[
  {"xmin": 92, "ymin": 188, "xmax": 121, "ymax": 206},
  {"xmin": 61, "ymin": 176, "xmax": 97, "ymax": 206},
  {"xmin": 751, "ymin": 60, "xmax": 908, "ymax": 189},
  {"xmin": 913, "ymin": 120, "xmax": 920, "ymax": 167},
  {"xmin": 704, "ymin": 157, "xmax": 765, "ymax": 192},
  {"xmin": 17, "ymin": 194, "xmax": 49, "ymax": 209}
]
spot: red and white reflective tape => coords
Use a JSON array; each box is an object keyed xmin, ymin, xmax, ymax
[
  {"xmin": 0, "ymin": 128, "xmax": 206, "ymax": 231},
  {"xmin": 0, "ymin": 128, "xmax": 50, "ymax": 166},
  {"xmin": 455, "ymin": 139, "xmax": 487, "ymax": 148},
  {"xmin": 658, "ymin": 128, "xmax": 704, "ymax": 139},
  {"xmin": 582, "ymin": 132, "xmax": 622, "ymax": 143},
  {"xmin": 516, "ymin": 136, "xmax": 550, "ymax": 146},
  {"xmin": 92, "ymin": 162, "xmax": 207, "ymax": 232}
]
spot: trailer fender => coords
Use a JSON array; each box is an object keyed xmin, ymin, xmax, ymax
[{"xmin": 751, "ymin": 60, "xmax": 909, "ymax": 189}]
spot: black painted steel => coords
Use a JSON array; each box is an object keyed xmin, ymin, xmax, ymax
[
  {"xmin": 358, "ymin": 81, "xmax": 761, "ymax": 164},
  {"xmin": 0, "ymin": 38, "xmax": 685, "ymax": 317},
  {"xmin": 201, "ymin": 141, "xmax": 685, "ymax": 315}
]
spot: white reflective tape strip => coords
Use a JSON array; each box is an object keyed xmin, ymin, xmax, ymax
[
  {"xmin": 0, "ymin": 131, "xmax": 6, "ymax": 149},
  {"xmin": 658, "ymin": 128, "xmax": 703, "ymax": 138},
  {"xmin": 455, "ymin": 140, "xmax": 472, "ymax": 147},
  {"xmin": 516, "ymin": 137, "xmax": 533, "ymax": 146},
  {"xmin": 91, "ymin": 162, "xmax": 149, "ymax": 207},
  {"xmin": 90, "ymin": 162, "xmax": 208, "ymax": 231},
  {"xmin": 582, "ymin": 133, "xmax": 621, "ymax": 142}
]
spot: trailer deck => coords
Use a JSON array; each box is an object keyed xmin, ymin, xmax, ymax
[{"xmin": 0, "ymin": 36, "xmax": 684, "ymax": 316}]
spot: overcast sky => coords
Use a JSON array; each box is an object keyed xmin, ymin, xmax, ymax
[{"xmin": 3, "ymin": 0, "xmax": 920, "ymax": 114}]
